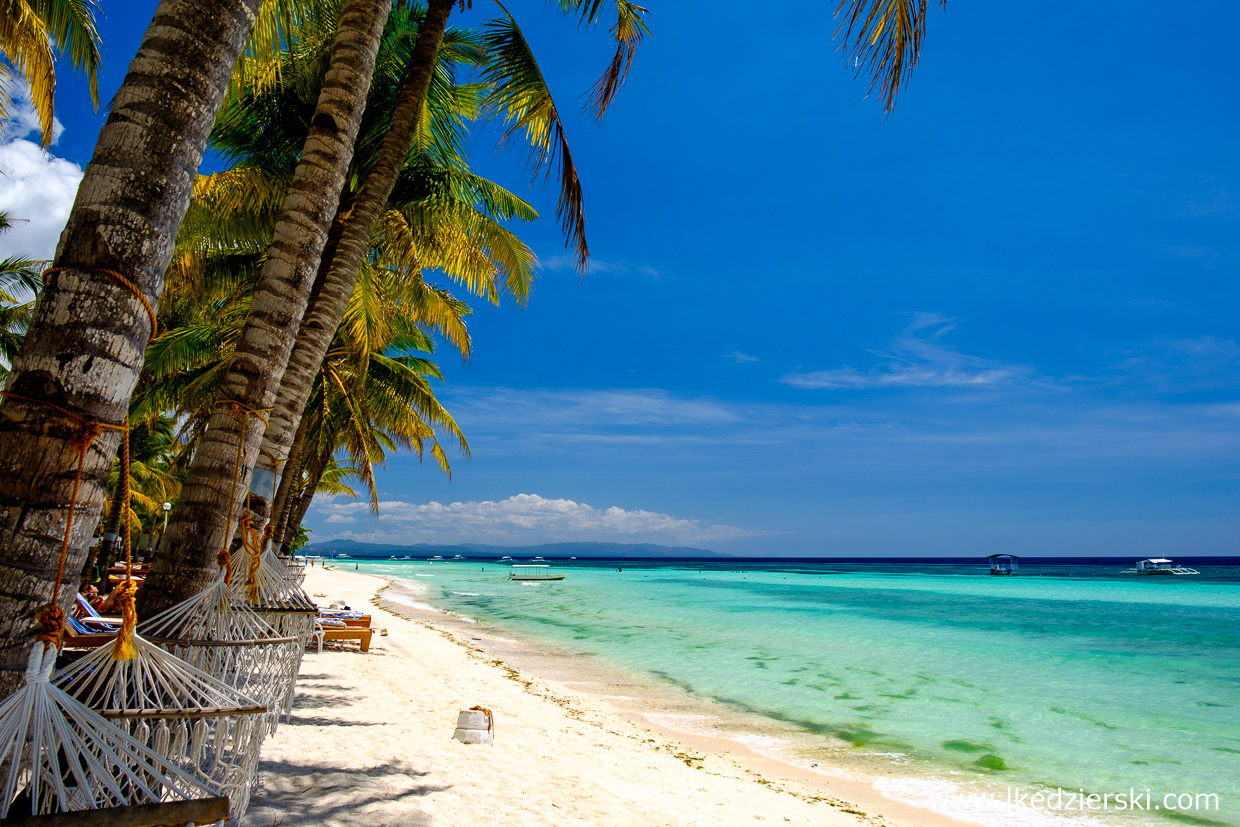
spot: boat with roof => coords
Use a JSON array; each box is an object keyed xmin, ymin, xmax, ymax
[
  {"xmin": 508, "ymin": 564, "xmax": 564, "ymax": 581},
  {"xmin": 1121, "ymin": 557, "xmax": 1200, "ymax": 575}
]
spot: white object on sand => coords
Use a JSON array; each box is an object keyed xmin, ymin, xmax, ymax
[{"xmin": 453, "ymin": 708, "xmax": 494, "ymax": 745}]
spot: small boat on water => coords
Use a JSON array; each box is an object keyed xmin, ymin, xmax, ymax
[
  {"xmin": 987, "ymin": 554, "xmax": 1019, "ymax": 575},
  {"xmin": 508, "ymin": 565, "xmax": 565, "ymax": 581},
  {"xmin": 499, "ymin": 556, "xmax": 512, "ymax": 561},
  {"xmin": 531, "ymin": 556, "xmax": 546, "ymax": 562},
  {"xmin": 1121, "ymin": 557, "xmax": 1200, "ymax": 575},
  {"xmin": 428, "ymin": 555, "xmax": 445, "ymax": 562}
]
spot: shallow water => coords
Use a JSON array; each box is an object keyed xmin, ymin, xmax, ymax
[{"xmin": 350, "ymin": 557, "xmax": 1240, "ymax": 827}]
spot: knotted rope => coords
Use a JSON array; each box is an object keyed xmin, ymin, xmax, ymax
[
  {"xmin": 238, "ymin": 513, "xmax": 264, "ymax": 603},
  {"xmin": 110, "ymin": 414, "xmax": 139, "ymax": 661},
  {"xmin": 0, "ymin": 391, "xmax": 127, "ymax": 651}
]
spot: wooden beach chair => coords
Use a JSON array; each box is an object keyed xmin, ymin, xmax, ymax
[
  {"xmin": 61, "ymin": 614, "xmax": 117, "ymax": 649},
  {"xmin": 313, "ymin": 620, "xmax": 372, "ymax": 653}
]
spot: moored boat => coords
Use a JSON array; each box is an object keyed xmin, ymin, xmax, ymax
[
  {"xmin": 508, "ymin": 564, "xmax": 565, "ymax": 581},
  {"xmin": 1121, "ymin": 557, "xmax": 1200, "ymax": 575}
]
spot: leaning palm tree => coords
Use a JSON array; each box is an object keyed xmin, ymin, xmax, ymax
[{"xmin": 0, "ymin": 0, "xmax": 102, "ymax": 144}]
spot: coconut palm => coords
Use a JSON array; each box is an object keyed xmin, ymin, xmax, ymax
[{"xmin": 0, "ymin": 0, "xmax": 102, "ymax": 144}]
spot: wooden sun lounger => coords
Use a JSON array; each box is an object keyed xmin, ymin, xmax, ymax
[
  {"xmin": 5, "ymin": 795, "xmax": 229, "ymax": 827},
  {"xmin": 317, "ymin": 627, "xmax": 372, "ymax": 653}
]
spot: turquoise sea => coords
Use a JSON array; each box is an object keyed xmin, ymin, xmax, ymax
[{"xmin": 350, "ymin": 557, "xmax": 1240, "ymax": 827}]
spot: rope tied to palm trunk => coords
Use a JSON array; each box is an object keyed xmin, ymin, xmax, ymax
[
  {"xmin": 41, "ymin": 266, "xmax": 157, "ymax": 337},
  {"xmin": 1, "ymin": 391, "xmax": 127, "ymax": 650}
]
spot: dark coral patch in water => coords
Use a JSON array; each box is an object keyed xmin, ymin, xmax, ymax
[
  {"xmin": 942, "ymin": 740, "xmax": 988, "ymax": 753},
  {"xmin": 973, "ymin": 754, "xmax": 1009, "ymax": 771}
]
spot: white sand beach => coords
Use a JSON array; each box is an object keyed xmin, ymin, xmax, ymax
[{"xmin": 247, "ymin": 566, "xmax": 971, "ymax": 827}]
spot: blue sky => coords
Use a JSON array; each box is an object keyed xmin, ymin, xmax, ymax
[{"xmin": 3, "ymin": 1, "xmax": 1239, "ymax": 555}]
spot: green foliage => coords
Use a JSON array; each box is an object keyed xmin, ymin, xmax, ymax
[{"xmin": 0, "ymin": 0, "xmax": 102, "ymax": 144}]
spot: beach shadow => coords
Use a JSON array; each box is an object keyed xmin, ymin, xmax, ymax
[
  {"xmin": 247, "ymin": 758, "xmax": 447, "ymax": 827},
  {"xmin": 283, "ymin": 714, "xmax": 379, "ymax": 728},
  {"xmin": 291, "ymin": 694, "xmax": 356, "ymax": 710},
  {"xmin": 293, "ymin": 681, "xmax": 355, "ymax": 692}
]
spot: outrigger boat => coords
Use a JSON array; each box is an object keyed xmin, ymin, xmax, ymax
[
  {"xmin": 508, "ymin": 565, "xmax": 565, "ymax": 581},
  {"xmin": 1121, "ymin": 557, "xmax": 1200, "ymax": 576}
]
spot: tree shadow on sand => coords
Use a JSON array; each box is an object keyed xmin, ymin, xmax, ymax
[
  {"xmin": 247, "ymin": 758, "xmax": 448, "ymax": 827},
  {"xmin": 283, "ymin": 714, "xmax": 379, "ymax": 728}
]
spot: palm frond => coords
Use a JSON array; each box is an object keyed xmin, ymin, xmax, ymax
[
  {"xmin": 481, "ymin": 6, "xmax": 588, "ymax": 272},
  {"xmin": 0, "ymin": 1, "xmax": 56, "ymax": 143},
  {"xmin": 834, "ymin": 0, "xmax": 943, "ymax": 113},
  {"xmin": 585, "ymin": 1, "xmax": 649, "ymax": 120},
  {"xmin": 31, "ymin": 0, "xmax": 102, "ymax": 107}
]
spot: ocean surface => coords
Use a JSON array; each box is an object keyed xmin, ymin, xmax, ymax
[{"xmin": 345, "ymin": 556, "xmax": 1240, "ymax": 827}]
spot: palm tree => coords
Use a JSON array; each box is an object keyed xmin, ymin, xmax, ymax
[
  {"xmin": 274, "ymin": 310, "xmax": 468, "ymax": 551},
  {"xmin": 0, "ymin": 0, "xmax": 102, "ymax": 145}
]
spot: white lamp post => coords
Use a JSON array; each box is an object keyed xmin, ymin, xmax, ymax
[{"xmin": 159, "ymin": 502, "xmax": 172, "ymax": 552}]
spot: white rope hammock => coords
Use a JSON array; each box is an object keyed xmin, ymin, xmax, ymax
[
  {"xmin": 53, "ymin": 633, "xmax": 268, "ymax": 820},
  {"xmin": 0, "ymin": 645, "xmax": 223, "ymax": 820},
  {"xmin": 138, "ymin": 575, "xmax": 301, "ymax": 736},
  {"xmin": 230, "ymin": 538, "xmax": 317, "ymax": 715}
]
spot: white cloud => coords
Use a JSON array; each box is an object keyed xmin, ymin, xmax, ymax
[
  {"xmin": 726, "ymin": 350, "xmax": 760, "ymax": 363},
  {"xmin": 541, "ymin": 254, "xmax": 660, "ymax": 277},
  {"xmin": 313, "ymin": 493, "xmax": 759, "ymax": 545},
  {"xmin": 0, "ymin": 93, "xmax": 82, "ymax": 260},
  {"xmin": 782, "ymin": 313, "xmax": 1029, "ymax": 390}
]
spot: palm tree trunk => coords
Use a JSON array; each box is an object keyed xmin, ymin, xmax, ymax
[
  {"xmin": 285, "ymin": 456, "xmax": 330, "ymax": 551},
  {"xmin": 249, "ymin": 0, "xmax": 456, "ymax": 525},
  {"xmin": 247, "ymin": 202, "xmax": 349, "ymax": 529},
  {"xmin": 270, "ymin": 409, "xmax": 310, "ymax": 551},
  {"xmin": 0, "ymin": 0, "xmax": 263, "ymax": 697},
  {"xmin": 138, "ymin": 0, "xmax": 395, "ymax": 618}
]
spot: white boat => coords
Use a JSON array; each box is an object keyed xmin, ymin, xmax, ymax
[
  {"xmin": 531, "ymin": 556, "xmax": 546, "ymax": 562},
  {"xmin": 508, "ymin": 565, "xmax": 565, "ymax": 581},
  {"xmin": 499, "ymin": 556, "xmax": 512, "ymax": 561},
  {"xmin": 1121, "ymin": 558, "xmax": 1200, "ymax": 575},
  {"xmin": 428, "ymin": 555, "xmax": 445, "ymax": 562},
  {"xmin": 336, "ymin": 553, "xmax": 349, "ymax": 559}
]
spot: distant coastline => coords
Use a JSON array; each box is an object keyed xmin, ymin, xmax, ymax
[{"xmin": 304, "ymin": 538, "xmax": 731, "ymax": 558}]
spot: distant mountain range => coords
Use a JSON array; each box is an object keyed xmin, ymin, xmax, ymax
[{"xmin": 304, "ymin": 538, "xmax": 728, "ymax": 558}]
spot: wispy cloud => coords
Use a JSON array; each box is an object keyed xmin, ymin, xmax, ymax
[
  {"xmin": 314, "ymin": 493, "xmax": 760, "ymax": 545},
  {"xmin": 782, "ymin": 313, "xmax": 1030, "ymax": 391},
  {"xmin": 726, "ymin": 350, "xmax": 760, "ymax": 363},
  {"xmin": 542, "ymin": 254, "xmax": 661, "ymax": 277},
  {"xmin": 1112, "ymin": 336, "xmax": 1240, "ymax": 392},
  {"xmin": 0, "ymin": 90, "xmax": 82, "ymax": 260},
  {"xmin": 1178, "ymin": 188, "xmax": 1239, "ymax": 219}
]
